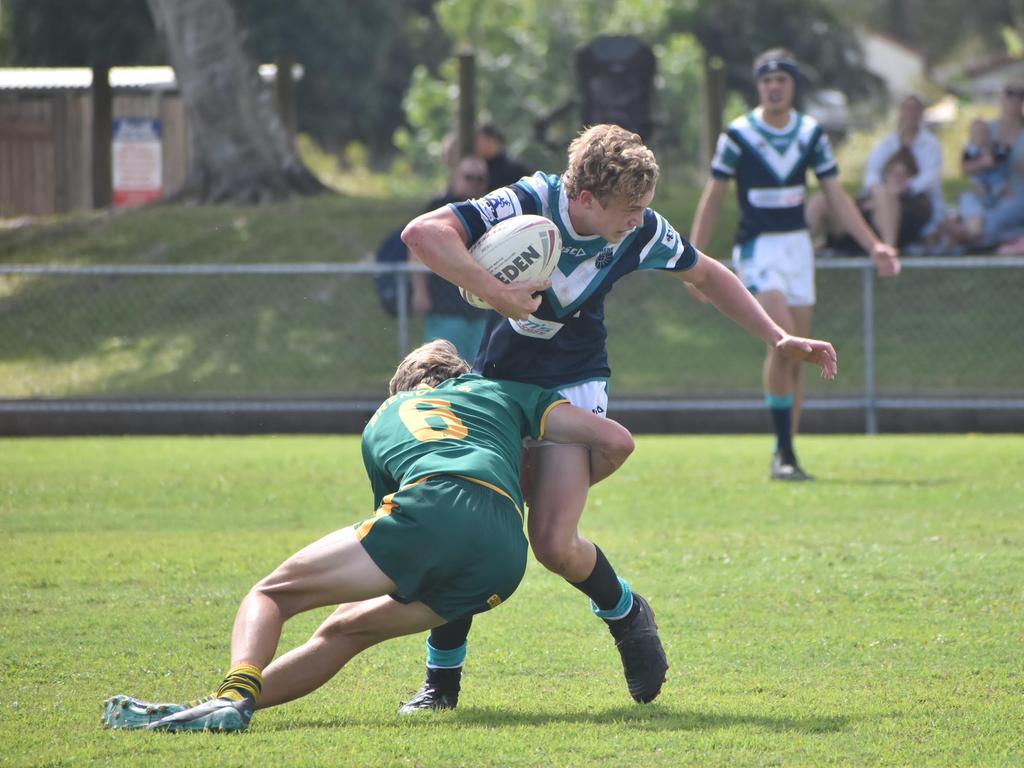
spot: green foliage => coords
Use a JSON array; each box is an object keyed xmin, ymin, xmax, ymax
[
  {"xmin": 3, "ymin": 0, "xmax": 160, "ymax": 66},
  {"xmin": 235, "ymin": 0, "xmax": 449, "ymax": 158},
  {"xmin": 847, "ymin": 0, "xmax": 1021, "ymax": 65},
  {"xmin": 667, "ymin": 0, "xmax": 885, "ymax": 108},
  {"xmin": 2, "ymin": 435, "xmax": 1023, "ymax": 765},
  {"xmin": 1001, "ymin": 24, "xmax": 1024, "ymax": 58},
  {"xmin": 398, "ymin": 0, "xmax": 705, "ymax": 178}
]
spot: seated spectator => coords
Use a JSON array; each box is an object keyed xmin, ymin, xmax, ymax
[
  {"xmin": 862, "ymin": 95, "xmax": 945, "ymax": 245},
  {"xmin": 952, "ymin": 83, "xmax": 1024, "ymax": 249},
  {"xmin": 951, "ymin": 118, "xmax": 1012, "ymax": 245},
  {"xmin": 808, "ymin": 147, "xmax": 929, "ymax": 253},
  {"xmin": 963, "ymin": 117, "xmax": 1012, "ymax": 203},
  {"xmin": 475, "ymin": 123, "xmax": 532, "ymax": 188}
]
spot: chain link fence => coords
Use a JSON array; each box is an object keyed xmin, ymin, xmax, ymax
[{"xmin": 2, "ymin": 257, "xmax": 1022, "ymax": 433}]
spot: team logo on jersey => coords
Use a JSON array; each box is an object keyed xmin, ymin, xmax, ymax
[
  {"xmin": 474, "ymin": 190, "xmax": 517, "ymax": 224},
  {"xmin": 661, "ymin": 225, "xmax": 678, "ymax": 249},
  {"xmin": 508, "ymin": 314, "xmax": 564, "ymax": 339},
  {"xmin": 594, "ymin": 246, "xmax": 614, "ymax": 269}
]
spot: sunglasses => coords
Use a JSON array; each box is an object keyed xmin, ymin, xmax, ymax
[
  {"xmin": 461, "ymin": 173, "xmax": 487, "ymax": 182},
  {"xmin": 1005, "ymin": 87, "xmax": 1024, "ymax": 98}
]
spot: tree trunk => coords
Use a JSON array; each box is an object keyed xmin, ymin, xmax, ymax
[
  {"xmin": 701, "ymin": 52, "xmax": 726, "ymax": 173},
  {"xmin": 145, "ymin": 0, "xmax": 325, "ymax": 203},
  {"xmin": 274, "ymin": 57, "xmax": 297, "ymax": 142}
]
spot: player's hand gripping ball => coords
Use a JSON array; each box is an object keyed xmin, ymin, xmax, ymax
[{"xmin": 461, "ymin": 215, "xmax": 561, "ymax": 309}]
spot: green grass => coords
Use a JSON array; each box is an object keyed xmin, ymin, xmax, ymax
[
  {"xmin": 2, "ymin": 435, "xmax": 1022, "ymax": 766},
  {"xmin": 3, "ymin": 187, "xmax": 1023, "ymax": 400}
]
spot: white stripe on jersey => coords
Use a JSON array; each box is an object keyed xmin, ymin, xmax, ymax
[
  {"xmin": 520, "ymin": 173, "xmax": 553, "ymax": 219},
  {"xmin": 550, "ymin": 253, "xmax": 610, "ymax": 307},
  {"xmin": 663, "ymin": 239, "xmax": 687, "ymax": 269},
  {"xmin": 711, "ymin": 133, "xmax": 743, "ymax": 177},
  {"xmin": 731, "ymin": 111, "xmax": 825, "ymax": 183},
  {"xmin": 637, "ymin": 217, "xmax": 665, "ymax": 265},
  {"xmin": 747, "ymin": 185, "xmax": 805, "ymax": 209}
]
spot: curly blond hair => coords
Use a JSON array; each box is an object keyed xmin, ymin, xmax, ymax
[
  {"xmin": 562, "ymin": 124, "xmax": 659, "ymax": 205},
  {"xmin": 388, "ymin": 339, "xmax": 471, "ymax": 395}
]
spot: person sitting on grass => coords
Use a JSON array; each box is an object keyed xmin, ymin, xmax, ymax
[
  {"xmin": 102, "ymin": 338, "xmax": 635, "ymax": 732},
  {"xmin": 808, "ymin": 147, "xmax": 927, "ymax": 255}
]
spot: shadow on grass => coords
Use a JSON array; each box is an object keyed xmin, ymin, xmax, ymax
[
  {"xmin": 257, "ymin": 704, "xmax": 849, "ymax": 735},
  {"xmin": 814, "ymin": 478, "xmax": 955, "ymax": 487}
]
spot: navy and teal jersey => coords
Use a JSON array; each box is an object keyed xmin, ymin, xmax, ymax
[
  {"xmin": 448, "ymin": 172, "xmax": 699, "ymax": 389},
  {"xmin": 711, "ymin": 108, "xmax": 838, "ymax": 244},
  {"xmin": 361, "ymin": 372, "xmax": 567, "ymax": 513}
]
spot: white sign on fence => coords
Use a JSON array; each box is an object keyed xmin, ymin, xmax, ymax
[{"xmin": 112, "ymin": 118, "xmax": 163, "ymax": 208}]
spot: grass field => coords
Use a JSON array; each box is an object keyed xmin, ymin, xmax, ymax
[{"xmin": 2, "ymin": 434, "xmax": 1022, "ymax": 767}]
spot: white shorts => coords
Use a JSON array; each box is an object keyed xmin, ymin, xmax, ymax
[
  {"xmin": 732, "ymin": 230, "xmax": 815, "ymax": 307},
  {"xmin": 523, "ymin": 379, "xmax": 608, "ymax": 448}
]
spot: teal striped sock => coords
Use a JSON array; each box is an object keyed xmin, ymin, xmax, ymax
[
  {"xmin": 426, "ymin": 639, "xmax": 467, "ymax": 669},
  {"xmin": 592, "ymin": 577, "xmax": 633, "ymax": 620}
]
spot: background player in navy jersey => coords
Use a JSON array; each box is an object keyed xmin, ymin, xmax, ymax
[
  {"xmin": 398, "ymin": 122, "xmax": 839, "ymax": 710},
  {"xmin": 689, "ymin": 48, "xmax": 900, "ymax": 482},
  {"xmin": 102, "ymin": 340, "xmax": 635, "ymax": 732}
]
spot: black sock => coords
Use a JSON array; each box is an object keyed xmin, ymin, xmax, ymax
[
  {"xmin": 429, "ymin": 614, "xmax": 473, "ymax": 650},
  {"xmin": 426, "ymin": 616, "xmax": 469, "ymax": 693},
  {"xmin": 569, "ymin": 545, "xmax": 623, "ymax": 611},
  {"xmin": 770, "ymin": 405, "xmax": 796, "ymax": 464},
  {"xmin": 426, "ymin": 666, "xmax": 462, "ymax": 692}
]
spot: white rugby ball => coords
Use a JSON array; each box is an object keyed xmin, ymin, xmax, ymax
[{"xmin": 461, "ymin": 215, "xmax": 561, "ymax": 309}]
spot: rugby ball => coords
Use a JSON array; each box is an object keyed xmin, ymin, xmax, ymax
[{"xmin": 461, "ymin": 215, "xmax": 561, "ymax": 309}]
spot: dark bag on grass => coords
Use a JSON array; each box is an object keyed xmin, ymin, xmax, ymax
[{"xmin": 374, "ymin": 227, "xmax": 409, "ymax": 317}]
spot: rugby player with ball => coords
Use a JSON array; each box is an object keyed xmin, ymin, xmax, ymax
[{"xmin": 391, "ymin": 123, "xmax": 838, "ymax": 711}]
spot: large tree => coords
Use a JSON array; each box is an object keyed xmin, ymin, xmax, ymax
[{"xmin": 146, "ymin": 0, "xmax": 324, "ymax": 203}]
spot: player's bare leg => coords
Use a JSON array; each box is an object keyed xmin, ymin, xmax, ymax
[
  {"xmin": 525, "ymin": 443, "xmax": 595, "ymax": 580},
  {"xmin": 526, "ymin": 442, "xmax": 667, "ymax": 703},
  {"xmin": 788, "ymin": 304, "xmax": 814, "ymax": 436},
  {"xmin": 105, "ymin": 527, "xmax": 440, "ymax": 731},
  {"xmin": 229, "ymin": 527, "xmax": 401, "ymax": 672},
  {"xmin": 757, "ymin": 291, "xmax": 813, "ymax": 481},
  {"xmin": 259, "ymin": 596, "xmax": 444, "ymax": 708}
]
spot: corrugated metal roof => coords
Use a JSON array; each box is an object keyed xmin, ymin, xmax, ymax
[{"xmin": 0, "ymin": 64, "xmax": 301, "ymax": 91}]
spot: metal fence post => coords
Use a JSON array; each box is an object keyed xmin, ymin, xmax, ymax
[
  {"xmin": 395, "ymin": 269, "xmax": 410, "ymax": 357},
  {"xmin": 862, "ymin": 264, "xmax": 877, "ymax": 435}
]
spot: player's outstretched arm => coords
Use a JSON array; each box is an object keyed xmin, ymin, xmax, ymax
[
  {"xmin": 820, "ymin": 176, "xmax": 901, "ymax": 277},
  {"xmin": 402, "ymin": 207, "xmax": 543, "ymax": 320},
  {"xmin": 685, "ymin": 178, "xmax": 730, "ymax": 304},
  {"xmin": 544, "ymin": 404, "xmax": 635, "ymax": 485},
  {"xmin": 678, "ymin": 255, "xmax": 839, "ymax": 380}
]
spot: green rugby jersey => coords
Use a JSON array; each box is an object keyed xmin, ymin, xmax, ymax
[{"xmin": 361, "ymin": 373, "xmax": 567, "ymax": 513}]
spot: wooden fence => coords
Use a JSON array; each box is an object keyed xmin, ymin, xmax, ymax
[{"xmin": 0, "ymin": 91, "xmax": 189, "ymax": 218}]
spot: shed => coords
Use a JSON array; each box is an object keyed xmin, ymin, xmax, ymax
[{"xmin": 0, "ymin": 64, "xmax": 298, "ymax": 218}]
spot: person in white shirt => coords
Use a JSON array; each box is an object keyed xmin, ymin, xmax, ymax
[{"xmin": 862, "ymin": 94, "xmax": 945, "ymax": 247}]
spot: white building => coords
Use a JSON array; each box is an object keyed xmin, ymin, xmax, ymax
[{"xmin": 856, "ymin": 28, "xmax": 929, "ymax": 99}]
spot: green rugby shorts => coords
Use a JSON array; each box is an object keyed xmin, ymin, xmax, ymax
[{"xmin": 355, "ymin": 475, "xmax": 527, "ymax": 620}]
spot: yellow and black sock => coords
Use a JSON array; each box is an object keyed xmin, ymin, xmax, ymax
[{"xmin": 215, "ymin": 663, "xmax": 263, "ymax": 703}]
